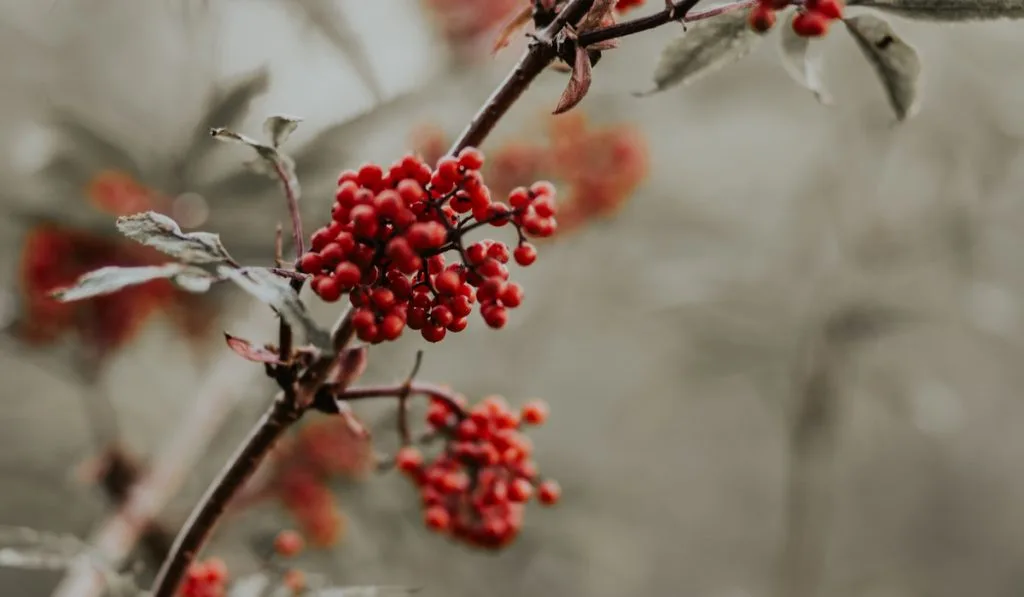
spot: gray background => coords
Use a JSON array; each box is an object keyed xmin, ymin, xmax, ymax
[{"xmin": 3, "ymin": 1, "xmax": 1024, "ymax": 596}]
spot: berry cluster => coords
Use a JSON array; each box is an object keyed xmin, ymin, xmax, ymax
[
  {"xmin": 395, "ymin": 395, "xmax": 560, "ymax": 549},
  {"xmin": 748, "ymin": 0, "xmax": 844, "ymax": 37},
  {"xmin": 410, "ymin": 113, "xmax": 647, "ymax": 236},
  {"xmin": 178, "ymin": 558, "xmax": 228, "ymax": 597},
  {"xmin": 298, "ymin": 149, "xmax": 557, "ymax": 344}
]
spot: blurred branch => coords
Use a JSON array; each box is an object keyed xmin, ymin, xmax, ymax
[
  {"xmin": 50, "ymin": 300, "xmax": 272, "ymax": 597},
  {"xmin": 288, "ymin": 0, "xmax": 384, "ymax": 102},
  {"xmin": 775, "ymin": 304, "xmax": 911, "ymax": 597}
]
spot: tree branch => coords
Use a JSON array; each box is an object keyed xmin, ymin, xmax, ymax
[{"xmin": 149, "ymin": 394, "xmax": 302, "ymax": 597}]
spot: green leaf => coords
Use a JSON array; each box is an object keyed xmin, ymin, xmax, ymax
[{"xmin": 843, "ymin": 14, "xmax": 922, "ymax": 121}]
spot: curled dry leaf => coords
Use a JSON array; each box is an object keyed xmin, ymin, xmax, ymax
[
  {"xmin": 492, "ymin": 4, "xmax": 534, "ymax": 53},
  {"xmin": 778, "ymin": 11, "xmax": 833, "ymax": 104},
  {"xmin": 211, "ymin": 126, "xmax": 302, "ymax": 203},
  {"xmin": 51, "ymin": 264, "xmax": 217, "ymax": 303},
  {"xmin": 263, "ymin": 115, "xmax": 303, "ymax": 148},
  {"xmin": 640, "ymin": 8, "xmax": 762, "ymax": 95},
  {"xmin": 116, "ymin": 211, "xmax": 233, "ymax": 264},
  {"xmin": 848, "ymin": 0, "xmax": 1024, "ymax": 20},
  {"xmin": 554, "ymin": 45, "xmax": 595, "ymax": 114},
  {"xmin": 224, "ymin": 333, "xmax": 285, "ymax": 365},
  {"xmin": 843, "ymin": 14, "xmax": 922, "ymax": 121},
  {"xmin": 218, "ymin": 266, "xmax": 329, "ymax": 350}
]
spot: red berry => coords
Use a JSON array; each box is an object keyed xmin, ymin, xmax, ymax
[
  {"xmin": 283, "ymin": 569, "xmax": 306, "ymax": 592},
  {"xmin": 434, "ymin": 269, "xmax": 461, "ymax": 295},
  {"xmin": 508, "ymin": 187, "xmax": 531, "ymax": 210},
  {"xmin": 457, "ymin": 147, "xmax": 485, "ymax": 170},
  {"xmin": 425, "ymin": 506, "xmax": 451, "ymax": 532},
  {"xmin": 436, "ymin": 156, "xmax": 461, "ymax": 181},
  {"xmin": 521, "ymin": 400, "xmax": 549, "ymax": 425},
  {"xmin": 297, "ymin": 252, "xmax": 323, "ymax": 274},
  {"xmin": 395, "ymin": 447, "xmax": 422, "ymax": 474},
  {"xmin": 274, "ymin": 530, "xmax": 305, "ymax": 558},
  {"xmin": 313, "ymin": 277, "xmax": 341, "ymax": 302},
  {"xmin": 380, "ymin": 314, "xmax": 405, "ymax": 340},
  {"xmin": 807, "ymin": 0, "xmax": 844, "ymax": 19},
  {"xmin": 513, "ymin": 243, "xmax": 537, "ymax": 266},
  {"xmin": 334, "ymin": 262, "xmax": 362, "ymax": 287},
  {"xmin": 748, "ymin": 3, "xmax": 776, "ymax": 33},
  {"xmin": 407, "ymin": 222, "xmax": 447, "ymax": 251},
  {"xmin": 481, "ymin": 304, "xmax": 508, "ymax": 329},
  {"xmin": 509, "ymin": 478, "xmax": 534, "ymax": 502},
  {"xmin": 537, "ymin": 480, "xmax": 561, "ymax": 505},
  {"xmin": 421, "ymin": 324, "xmax": 447, "ymax": 343},
  {"xmin": 792, "ymin": 10, "xmax": 830, "ymax": 36},
  {"xmin": 320, "ymin": 242, "xmax": 346, "ymax": 267},
  {"xmin": 500, "ymin": 282, "xmax": 524, "ymax": 308},
  {"xmin": 357, "ymin": 163, "xmax": 384, "ymax": 188}
]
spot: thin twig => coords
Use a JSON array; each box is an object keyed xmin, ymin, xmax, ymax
[
  {"xmin": 51, "ymin": 300, "xmax": 272, "ymax": 597},
  {"xmin": 150, "ymin": 394, "xmax": 302, "ymax": 597}
]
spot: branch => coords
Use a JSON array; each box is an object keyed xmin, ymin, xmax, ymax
[
  {"xmin": 149, "ymin": 394, "xmax": 302, "ymax": 597},
  {"xmin": 51, "ymin": 301, "xmax": 273, "ymax": 597},
  {"xmin": 578, "ymin": 0, "xmax": 722, "ymax": 47},
  {"xmin": 336, "ymin": 380, "xmax": 466, "ymax": 421}
]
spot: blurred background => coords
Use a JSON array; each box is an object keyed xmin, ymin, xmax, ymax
[{"xmin": 3, "ymin": 1, "xmax": 1024, "ymax": 596}]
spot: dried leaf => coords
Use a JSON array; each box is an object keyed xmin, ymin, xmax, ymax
[
  {"xmin": 640, "ymin": 8, "xmax": 762, "ymax": 95},
  {"xmin": 263, "ymin": 115, "xmax": 303, "ymax": 148},
  {"xmin": 778, "ymin": 11, "xmax": 833, "ymax": 104},
  {"xmin": 224, "ymin": 333, "xmax": 284, "ymax": 364},
  {"xmin": 218, "ymin": 266, "xmax": 329, "ymax": 349},
  {"xmin": 492, "ymin": 5, "xmax": 534, "ymax": 53},
  {"xmin": 579, "ymin": 0, "xmax": 617, "ymax": 31},
  {"xmin": 187, "ymin": 67, "xmax": 271, "ymax": 168},
  {"xmin": 211, "ymin": 127, "xmax": 301, "ymax": 203},
  {"xmin": 51, "ymin": 264, "xmax": 216, "ymax": 302},
  {"xmin": 848, "ymin": 0, "xmax": 1024, "ymax": 20},
  {"xmin": 843, "ymin": 14, "xmax": 922, "ymax": 121},
  {"xmin": 553, "ymin": 45, "xmax": 594, "ymax": 115},
  {"xmin": 116, "ymin": 211, "xmax": 233, "ymax": 264}
]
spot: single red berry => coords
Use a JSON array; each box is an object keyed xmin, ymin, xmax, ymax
[
  {"xmin": 352, "ymin": 308, "xmax": 376, "ymax": 332},
  {"xmin": 283, "ymin": 569, "xmax": 306, "ymax": 593},
  {"xmin": 274, "ymin": 530, "xmax": 305, "ymax": 558},
  {"xmin": 509, "ymin": 478, "xmax": 534, "ymax": 502},
  {"xmin": 395, "ymin": 446, "xmax": 423, "ymax": 474},
  {"xmin": 434, "ymin": 269, "xmax": 461, "ymax": 295},
  {"xmin": 481, "ymin": 304, "xmax": 508, "ymax": 329},
  {"xmin": 500, "ymin": 282, "xmax": 524, "ymax": 308},
  {"xmin": 537, "ymin": 480, "xmax": 561, "ymax": 505},
  {"xmin": 792, "ymin": 10, "xmax": 830, "ymax": 36},
  {"xmin": 421, "ymin": 324, "xmax": 447, "ymax": 343},
  {"xmin": 521, "ymin": 400, "xmax": 549, "ymax": 425},
  {"xmin": 457, "ymin": 147, "xmax": 485, "ymax": 170},
  {"xmin": 508, "ymin": 187, "xmax": 531, "ymax": 210},
  {"xmin": 807, "ymin": 0, "xmax": 844, "ymax": 18},
  {"xmin": 448, "ymin": 317, "xmax": 468, "ymax": 332},
  {"xmin": 357, "ymin": 163, "xmax": 384, "ymax": 188},
  {"xmin": 334, "ymin": 262, "xmax": 362, "ymax": 287},
  {"xmin": 313, "ymin": 277, "xmax": 341, "ymax": 302},
  {"xmin": 436, "ymin": 156, "xmax": 461, "ymax": 182},
  {"xmin": 407, "ymin": 222, "xmax": 447, "ymax": 251},
  {"xmin": 380, "ymin": 314, "xmax": 405, "ymax": 340},
  {"xmin": 297, "ymin": 252, "xmax": 323, "ymax": 274},
  {"xmin": 513, "ymin": 243, "xmax": 537, "ymax": 266},
  {"xmin": 320, "ymin": 242, "xmax": 346, "ymax": 267},
  {"xmin": 748, "ymin": 3, "xmax": 776, "ymax": 33},
  {"xmin": 425, "ymin": 506, "xmax": 451, "ymax": 532}
]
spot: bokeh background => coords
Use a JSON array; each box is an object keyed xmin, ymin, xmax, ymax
[{"xmin": 4, "ymin": 1, "xmax": 1024, "ymax": 596}]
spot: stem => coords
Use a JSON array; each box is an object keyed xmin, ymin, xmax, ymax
[
  {"xmin": 338, "ymin": 381, "xmax": 466, "ymax": 419},
  {"xmin": 149, "ymin": 395, "xmax": 302, "ymax": 597},
  {"xmin": 447, "ymin": 0, "xmax": 596, "ymax": 155},
  {"xmin": 578, "ymin": 0, "xmax": 711, "ymax": 47}
]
